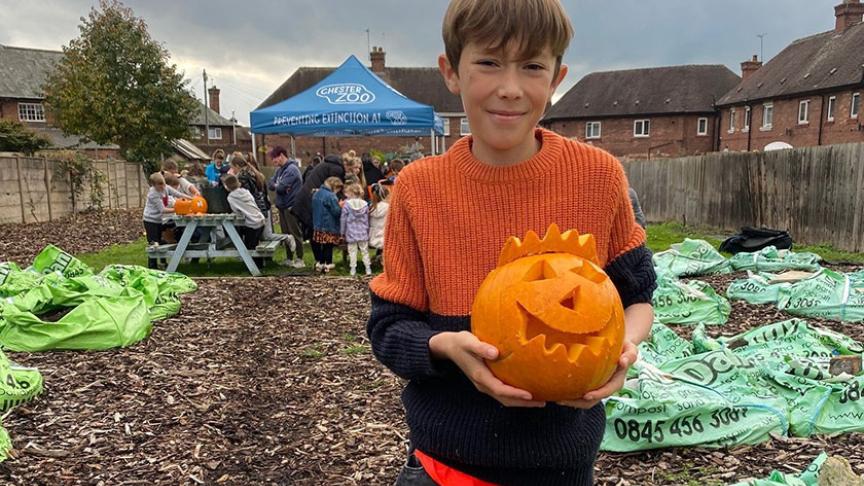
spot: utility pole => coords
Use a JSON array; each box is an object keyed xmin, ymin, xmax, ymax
[
  {"xmin": 757, "ymin": 33, "xmax": 767, "ymax": 62},
  {"xmin": 203, "ymin": 69, "xmax": 210, "ymax": 145}
]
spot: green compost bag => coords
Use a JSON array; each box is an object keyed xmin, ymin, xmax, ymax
[
  {"xmin": 726, "ymin": 271, "xmax": 790, "ymax": 305},
  {"xmin": 0, "ymin": 348, "xmax": 42, "ymax": 412},
  {"xmin": 729, "ymin": 452, "xmax": 827, "ymax": 486},
  {"xmin": 652, "ymin": 239, "xmax": 732, "ymax": 278},
  {"xmin": 30, "ymin": 245, "xmax": 93, "ymax": 278},
  {"xmin": 776, "ymin": 269, "xmax": 864, "ymax": 322},
  {"xmin": 602, "ymin": 349, "xmax": 789, "ymax": 452},
  {"xmin": 729, "ymin": 246, "xmax": 822, "ymax": 273},
  {"xmin": 694, "ymin": 319, "xmax": 864, "ymax": 437},
  {"xmin": 652, "ymin": 275, "xmax": 731, "ymax": 326},
  {"xmin": 636, "ymin": 323, "xmax": 695, "ymax": 374},
  {"xmin": 99, "ymin": 265, "xmax": 197, "ymax": 321},
  {"xmin": 10, "ymin": 273, "xmax": 125, "ymax": 315},
  {"xmin": 0, "ymin": 295, "xmax": 152, "ymax": 352},
  {"xmin": 0, "ymin": 263, "xmax": 43, "ymax": 298}
]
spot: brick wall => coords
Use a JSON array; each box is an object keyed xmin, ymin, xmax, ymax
[
  {"xmin": 0, "ymin": 98, "xmax": 55, "ymax": 126},
  {"xmin": 544, "ymin": 113, "xmax": 718, "ymax": 159},
  {"xmin": 718, "ymin": 88, "xmax": 863, "ymax": 151}
]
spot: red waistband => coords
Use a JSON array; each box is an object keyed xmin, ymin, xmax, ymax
[{"xmin": 413, "ymin": 450, "xmax": 498, "ymax": 486}]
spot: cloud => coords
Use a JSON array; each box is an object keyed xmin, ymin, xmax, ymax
[{"xmin": 0, "ymin": 0, "xmax": 842, "ymax": 125}]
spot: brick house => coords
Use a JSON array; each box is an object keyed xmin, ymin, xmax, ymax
[
  {"xmin": 0, "ymin": 44, "xmax": 120, "ymax": 158},
  {"xmin": 188, "ymin": 85, "xmax": 253, "ymax": 158},
  {"xmin": 716, "ymin": 0, "xmax": 864, "ymax": 151},
  {"xmin": 255, "ymin": 47, "xmax": 464, "ymax": 163},
  {"xmin": 542, "ymin": 65, "xmax": 740, "ymax": 159}
]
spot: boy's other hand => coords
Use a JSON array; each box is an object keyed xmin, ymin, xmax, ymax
[
  {"xmin": 556, "ymin": 340, "xmax": 638, "ymax": 410},
  {"xmin": 429, "ymin": 331, "xmax": 546, "ymax": 408}
]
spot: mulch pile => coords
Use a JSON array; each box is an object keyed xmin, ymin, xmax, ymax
[
  {"xmin": 0, "ymin": 208, "xmax": 144, "ymax": 266},
  {"xmin": 0, "ymin": 272, "xmax": 861, "ymax": 485}
]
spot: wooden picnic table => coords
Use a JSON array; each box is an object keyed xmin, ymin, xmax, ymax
[{"xmin": 147, "ymin": 214, "xmax": 290, "ymax": 277}]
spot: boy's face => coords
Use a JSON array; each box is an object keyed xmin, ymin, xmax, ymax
[{"xmin": 439, "ymin": 41, "xmax": 567, "ymax": 164}]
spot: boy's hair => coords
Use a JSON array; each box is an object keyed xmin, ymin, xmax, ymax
[
  {"xmin": 149, "ymin": 172, "xmax": 165, "ymax": 186},
  {"xmin": 223, "ymin": 174, "xmax": 240, "ymax": 191},
  {"xmin": 230, "ymin": 152, "xmax": 248, "ymax": 168},
  {"xmin": 442, "ymin": 0, "xmax": 573, "ymax": 74},
  {"xmin": 388, "ymin": 159, "xmax": 405, "ymax": 174},
  {"xmin": 161, "ymin": 160, "xmax": 179, "ymax": 172},
  {"xmin": 324, "ymin": 176, "xmax": 344, "ymax": 192},
  {"xmin": 164, "ymin": 173, "xmax": 180, "ymax": 187},
  {"xmin": 344, "ymin": 183, "xmax": 364, "ymax": 199}
]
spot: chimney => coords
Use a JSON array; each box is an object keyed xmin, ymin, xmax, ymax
[
  {"xmin": 370, "ymin": 46, "xmax": 386, "ymax": 74},
  {"xmin": 741, "ymin": 55, "xmax": 763, "ymax": 82},
  {"xmin": 208, "ymin": 86, "xmax": 221, "ymax": 114},
  {"xmin": 836, "ymin": 0, "xmax": 864, "ymax": 32}
]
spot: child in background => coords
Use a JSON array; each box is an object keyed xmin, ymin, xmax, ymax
[
  {"xmin": 229, "ymin": 152, "xmax": 273, "ymax": 238},
  {"xmin": 205, "ymin": 149, "xmax": 228, "ymax": 186},
  {"xmin": 340, "ymin": 183, "xmax": 372, "ymax": 276},
  {"xmin": 142, "ymin": 173, "xmax": 176, "ymax": 269},
  {"xmin": 367, "ymin": 181, "xmax": 390, "ymax": 262},
  {"xmin": 161, "ymin": 160, "xmax": 201, "ymax": 197},
  {"xmin": 224, "ymin": 174, "xmax": 266, "ymax": 267},
  {"xmin": 311, "ymin": 176, "xmax": 344, "ymax": 273}
]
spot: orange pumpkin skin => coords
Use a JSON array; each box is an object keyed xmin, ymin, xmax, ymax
[
  {"xmin": 471, "ymin": 224, "xmax": 625, "ymax": 402},
  {"xmin": 174, "ymin": 196, "xmax": 207, "ymax": 215}
]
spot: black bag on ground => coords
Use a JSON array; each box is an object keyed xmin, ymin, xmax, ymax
[{"xmin": 719, "ymin": 227, "xmax": 793, "ymax": 254}]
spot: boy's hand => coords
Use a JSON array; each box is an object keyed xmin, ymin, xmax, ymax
[
  {"xmin": 429, "ymin": 331, "xmax": 545, "ymax": 408},
  {"xmin": 556, "ymin": 340, "xmax": 638, "ymax": 410}
]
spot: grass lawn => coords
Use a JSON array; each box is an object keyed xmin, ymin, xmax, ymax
[{"xmin": 77, "ymin": 221, "xmax": 864, "ymax": 277}]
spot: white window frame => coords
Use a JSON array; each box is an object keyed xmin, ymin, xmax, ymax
[
  {"xmin": 761, "ymin": 102, "xmax": 774, "ymax": 131},
  {"xmin": 460, "ymin": 118, "xmax": 471, "ymax": 135},
  {"xmin": 585, "ymin": 121, "xmax": 601, "ymax": 139},
  {"xmin": 852, "ymin": 93, "xmax": 860, "ymax": 119},
  {"xmin": 208, "ymin": 127, "xmax": 222, "ymax": 140},
  {"xmin": 633, "ymin": 119, "xmax": 650, "ymax": 138},
  {"xmin": 696, "ymin": 117, "xmax": 708, "ymax": 136},
  {"xmin": 827, "ymin": 96, "xmax": 836, "ymax": 122},
  {"xmin": 744, "ymin": 106, "xmax": 751, "ymax": 132},
  {"xmin": 798, "ymin": 99, "xmax": 810, "ymax": 125},
  {"xmin": 728, "ymin": 108, "xmax": 736, "ymax": 133},
  {"xmin": 442, "ymin": 118, "xmax": 451, "ymax": 137},
  {"xmin": 18, "ymin": 102, "xmax": 46, "ymax": 122}
]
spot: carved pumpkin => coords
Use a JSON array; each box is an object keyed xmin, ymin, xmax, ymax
[
  {"xmin": 471, "ymin": 224, "xmax": 625, "ymax": 401},
  {"xmin": 174, "ymin": 196, "xmax": 208, "ymax": 215}
]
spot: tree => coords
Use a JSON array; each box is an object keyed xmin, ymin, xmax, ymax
[
  {"xmin": 44, "ymin": 0, "xmax": 197, "ymax": 173},
  {"xmin": 0, "ymin": 120, "xmax": 51, "ymax": 154}
]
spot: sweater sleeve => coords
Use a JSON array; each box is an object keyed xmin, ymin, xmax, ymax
[
  {"xmin": 604, "ymin": 169, "xmax": 656, "ymax": 308},
  {"xmin": 368, "ymin": 178, "xmax": 454, "ymax": 381}
]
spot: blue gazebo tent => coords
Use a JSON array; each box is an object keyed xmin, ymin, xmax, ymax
[{"xmin": 251, "ymin": 55, "xmax": 444, "ymax": 154}]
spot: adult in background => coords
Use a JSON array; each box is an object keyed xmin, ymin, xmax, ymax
[
  {"xmin": 362, "ymin": 152, "xmax": 384, "ymax": 187},
  {"xmin": 302, "ymin": 155, "xmax": 322, "ymax": 180},
  {"xmin": 205, "ymin": 149, "xmax": 229, "ymax": 186},
  {"xmin": 291, "ymin": 154, "xmax": 346, "ymax": 238},
  {"xmin": 268, "ymin": 146, "xmax": 306, "ymax": 268},
  {"xmin": 629, "ymin": 187, "xmax": 647, "ymax": 229}
]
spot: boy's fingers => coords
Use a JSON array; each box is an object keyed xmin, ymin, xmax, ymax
[
  {"xmin": 556, "ymin": 399, "xmax": 600, "ymax": 409},
  {"xmin": 498, "ymin": 397, "xmax": 546, "ymax": 408},
  {"xmin": 583, "ymin": 368, "xmax": 627, "ymax": 401}
]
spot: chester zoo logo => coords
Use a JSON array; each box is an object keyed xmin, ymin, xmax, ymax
[
  {"xmin": 316, "ymin": 84, "xmax": 376, "ymax": 104},
  {"xmin": 386, "ymin": 111, "xmax": 408, "ymax": 126}
]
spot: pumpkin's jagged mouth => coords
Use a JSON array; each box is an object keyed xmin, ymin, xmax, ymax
[{"xmin": 517, "ymin": 302, "xmax": 608, "ymax": 359}]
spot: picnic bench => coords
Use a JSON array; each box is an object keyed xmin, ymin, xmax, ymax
[{"xmin": 146, "ymin": 214, "xmax": 294, "ymax": 276}]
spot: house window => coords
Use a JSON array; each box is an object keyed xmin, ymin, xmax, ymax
[
  {"xmin": 697, "ymin": 117, "xmax": 708, "ymax": 136},
  {"xmin": 853, "ymin": 93, "xmax": 860, "ymax": 119},
  {"xmin": 728, "ymin": 108, "xmax": 736, "ymax": 133},
  {"xmin": 827, "ymin": 96, "xmax": 836, "ymax": 122},
  {"xmin": 798, "ymin": 99, "xmax": 810, "ymax": 125},
  {"xmin": 18, "ymin": 103, "xmax": 45, "ymax": 122},
  {"xmin": 744, "ymin": 106, "xmax": 751, "ymax": 132},
  {"xmin": 442, "ymin": 118, "xmax": 451, "ymax": 137},
  {"xmin": 762, "ymin": 103, "xmax": 774, "ymax": 130},
  {"xmin": 585, "ymin": 121, "xmax": 601, "ymax": 139},
  {"xmin": 633, "ymin": 119, "xmax": 650, "ymax": 137},
  {"xmin": 208, "ymin": 127, "xmax": 222, "ymax": 140},
  {"xmin": 460, "ymin": 118, "xmax": 471, "ymax": 135}
]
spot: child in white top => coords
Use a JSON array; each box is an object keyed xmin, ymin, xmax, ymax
[
  {"xmin": 368, "ymin": 182, "xmax": 390, "ymax": 253},
  {"xmin": 224, "ymin": 174, "xmax": 265, "ymax": 266}
]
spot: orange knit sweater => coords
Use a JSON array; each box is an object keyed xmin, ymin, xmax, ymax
[{"xmin": 371, "ymin": 128, "xmax": 646, "ymax": 316}]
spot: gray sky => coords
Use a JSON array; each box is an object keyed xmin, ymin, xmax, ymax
[{"xmin": 0, "ymin": 0, "xmax": 843, "ymax": 126}]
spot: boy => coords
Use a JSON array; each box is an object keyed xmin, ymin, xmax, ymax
[
  {"xmin": 143, "ymin": 173, "xmax": 176, "ymax": 269},
  {"xmin": 224, "ymin": 174, "xmax": 266, "ymax": 266},
  {"xmin": 267, "ymin": 146, "xmax": 306, "ymax": 268},
  {"xmin": 367, "ymin": 1, "xmax": 657, "ymax": 484},
  {"xmin": 161, "ymin": 160, "xmax": 201, "ymax": 198}
]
